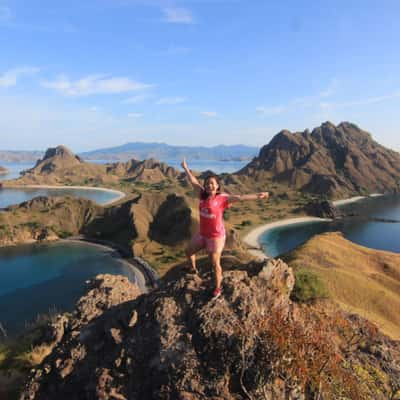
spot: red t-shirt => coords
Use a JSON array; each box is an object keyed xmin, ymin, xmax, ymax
[{"xmin": 199, "ymin": 193, "xmax": 229, "ymax": 238}]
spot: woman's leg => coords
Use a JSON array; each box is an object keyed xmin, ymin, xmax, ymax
[
  {"xmin": 209, "ymin": 251, "xmax": 223, "ymax": 290},
  {"xmin": 207, "ymin": 235, "xmax": 226, "ymax": 290},
  {"xmin": 185, "ymin": 234, "xmax": 205, "ymax": 272}
]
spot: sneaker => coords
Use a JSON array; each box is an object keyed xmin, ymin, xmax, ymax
[{"xmin": 211, "ymin": 287, "xmax": 222, "ymax": 300}]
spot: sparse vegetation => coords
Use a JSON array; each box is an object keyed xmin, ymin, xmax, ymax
[{"xmin": 291, "ymin": 268, "xmax": 329, "ymax": 303}]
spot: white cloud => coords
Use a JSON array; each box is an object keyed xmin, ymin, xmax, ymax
[
  {"xmin": 41, "ymin": 74, "xmax": 152, "ymax": 96},
  {"xmin": 156, "ymin": 96, "xmax": 186, "ymax": 105},
  {"xmin": 256, "ymin": 105, "xmax": 287, "ymax": 116},
  {"xmin": 128, "ymin": 112, "xmax": 143, "ymax": 118},
  {"xmin": 163, "ymin": 7, "xmax": 193, "ymax": 24},
  {"xmin": 0, "ymin": 67, "xmax": 40, "ymax": 88},
  {"xmin": 201, "ymin": 111, "xmax": 218, "ymax": 117},
  {"xmin": 121, "ymin": 95, "xmax": 148, "ymax": 104}
]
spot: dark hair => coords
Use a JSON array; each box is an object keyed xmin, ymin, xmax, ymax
[{"xmin": 201, "ymin": 175, "xmax": 221, "ymax": 200}]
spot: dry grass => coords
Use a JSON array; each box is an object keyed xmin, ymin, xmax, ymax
[{"xmin": 283, "ymin": 232, "xmax": 400, "ymax": 339}]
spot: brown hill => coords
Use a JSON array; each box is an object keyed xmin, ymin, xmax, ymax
[
  {"xmin": 106, "ymin": 158, "xmax": 182, "ymax": 184},
  {"xmin": 0, "ymin": 166, "xmax": 8, "ymax": 175},
  {"xmin": 18, "ymin": 260, "xmax": 400, "ymax": 399},
  {"xmin": 0, "ymin": 196, "xmax": 101, "ymax": 246},
  {"xmin": 239, "ymin": 121, "xmax": 400, "ymax": 197},
  {"xmin": 283, "ymin": 231, "xmax": 400, "ymax": 340}
]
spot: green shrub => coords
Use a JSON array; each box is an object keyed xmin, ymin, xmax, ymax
[{"xmin": 291, "ymin": 269, "xmax": 329, "ymax": 303}]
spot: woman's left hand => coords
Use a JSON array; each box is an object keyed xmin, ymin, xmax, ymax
[{"xmin": 258, "ymin": 192, "xmax": 269, "ymax": 199}]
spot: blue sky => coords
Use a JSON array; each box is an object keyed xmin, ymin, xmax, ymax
[{"xmin": 0, "ymin": 0, "xmax": 399, "ymax": 152}]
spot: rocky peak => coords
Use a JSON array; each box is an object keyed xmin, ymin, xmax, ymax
[
  {"xmin": 20, "ymin": 259, "xmax": 400, "ymax": 399},
  {"xmin": 42, "ymin": 145, "xmax": 82, "ymax": 162},
  {"xmin": 239, "ymin": 121, "xmax": 400, "ymax": 197}
]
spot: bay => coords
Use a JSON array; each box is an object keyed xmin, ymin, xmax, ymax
[
  {"xmin": 259, "ymin": 195, "xmax": 400, "ymax": 257},
  {"xmin": 0, "ymin": 241, "xmax": 136, "ymax": 336}
]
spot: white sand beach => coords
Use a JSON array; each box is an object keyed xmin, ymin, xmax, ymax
[
  {"xmin": 3, "ymin": 184, "xmax": 126, "ymax": 205},
  {"xmin": 243, "ymin": 193, "xmax": 386, "ymax": 259},
  {"xmin": 243, "ymin": 217, "xmax": 332, "ymax": 259}
]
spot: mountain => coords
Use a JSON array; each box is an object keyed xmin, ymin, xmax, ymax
[
  {"xmin": 239, "ymin": 121, "xmax": 400, "ymax": 197},
  {"xmin": 0, "ymin": 150, "xmax": 43, "ymax": 162},
  {"xmin": 79, "ymin": 142, "xmax": 258, "ymax": 161},
  {"xmin": 19, "ymin": 258, "xmax": 400, "ymax": 399},
  {"xmin": 0, "ymin": 143, "xmax": 257, "ymax": 163}
]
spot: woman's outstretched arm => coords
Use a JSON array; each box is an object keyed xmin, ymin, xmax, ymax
[
  {"xmin": 227, "ymin": 192, "xmax": 269, "ymax": 203},
  {"xmin": 181, "ymin": 158, "xmax": 203, "ymax": 195}
]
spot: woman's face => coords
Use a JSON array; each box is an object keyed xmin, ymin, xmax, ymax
[{"xmin": 205, "ymin": 177, "xmax": 219, "ymax": 196}]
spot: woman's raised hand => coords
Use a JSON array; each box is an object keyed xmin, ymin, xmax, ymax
[
  {"xmin": 258, "ymin": 192, "xmax": 269, "ymax": 199},
  {"xmin": 181, "ymin": 157, "xmax": 188, "ymax": 170}
]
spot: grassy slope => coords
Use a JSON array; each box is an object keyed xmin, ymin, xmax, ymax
[{"xmin": 283, "ymin": 232, "xmax": 400, "ymax": 339}]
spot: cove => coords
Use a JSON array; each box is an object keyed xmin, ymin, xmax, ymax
[
  {"xmin": 259, "ymin": 195, "xmax": 400, "ymax": 258},
  {"xmin": 0, "ymin": 186, "xmax": 124, "ymax": 208},
  {"xmin": 0, "ymin": 241, "xmax": 136, "ymax": 336}
]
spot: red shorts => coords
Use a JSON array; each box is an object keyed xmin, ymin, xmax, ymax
[{"xmin": 190, "ymin": 233, "xmax": 226, "ymax": 254}]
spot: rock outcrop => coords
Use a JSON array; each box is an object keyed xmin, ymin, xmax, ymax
[
  {"xmin": 20, "ymin": 260, "xmax": 400, "ymax": 399},
  {"xmin": 106, "ymin": 158, "xmax": 182, "ymax": 184},
  {"xmin": 0, "ymin": 166, "xmax": 8, "ymax": 175},
  {"xmin": 304, "ymin": 200, "xmax": 341, "ymax": 218},
  {"xmin": 239, "ymin": 122, "xmax": 400, "ymax": 197}
]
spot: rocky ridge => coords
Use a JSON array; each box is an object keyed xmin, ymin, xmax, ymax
[
  {"xmin": 20, "ymin": 259, "xmax": 400, "ymax": 399},
  {"xmin": 9, "ymin": 145, "xmax": 184, "ymax": 186},
  {"xmin": 239, "ymin": 121, "xmax": 400, "ymax": 197}
]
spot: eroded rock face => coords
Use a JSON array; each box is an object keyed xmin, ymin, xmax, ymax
[
  {"xmin": 304, "ymin": 200, "xmax": 341, "ymax": 218},
  {"xmin": 239, "ymin": 121, "xmax": 400, "ymax": 197},
  {"xmin": 20, "ymin": 260, "xmax": 400, "ymax": 400}
]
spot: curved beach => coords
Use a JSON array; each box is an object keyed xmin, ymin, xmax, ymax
[
  {"xmin": 243, "ymin": 194, "xmax": 385, "ymax": 259},
  {"xmin": 243, "ymin": 217, "xmax": 332, "ymax": 259},
  {"xmin": 2, "ymin": 184, "xmax": 126, "ymax": 206}
]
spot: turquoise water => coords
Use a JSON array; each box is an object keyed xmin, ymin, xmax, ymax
[
  {"xmin": 0, "ymin": 241, "xmax": 136, "ymax": 336},
  {"xmin": 259, "ymin": 195, "xmax": 400, "ymax": 257},
  {"xmin": 0, "ymin": 187, "xmax": 121, "ymax": 208}
]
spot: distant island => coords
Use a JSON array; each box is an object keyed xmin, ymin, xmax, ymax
[{"xmin": 0, "ymin": 143, "xmax": 258, "ymax": 163}]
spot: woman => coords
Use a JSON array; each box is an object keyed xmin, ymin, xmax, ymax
[{"xmin": 181, "ymin": 158, "xmax": 269, "ymax": 299}]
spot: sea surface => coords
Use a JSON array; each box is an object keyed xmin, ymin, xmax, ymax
[
  {"xmin": 0, "ymin": 241, "xmax": 136, "ymax": 336},
  {"xmin": 259, "ymin": 195, "xmax": 400, "ymax": 257}
]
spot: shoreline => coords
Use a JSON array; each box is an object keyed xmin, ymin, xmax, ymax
[
  {"xmin": 2, "ymin": 184, "xmax": 126, "ymax": 206},
  {"xmin": 243, "ymin": 193, "xmax": 385, "ymax": 259},
  {"xmin": 243, "ymin": 217, "xmax": 332, "ymax": 259},
  {"xmin": 57, "ymin": 238, "xmax": 150, "ymax": 293}
]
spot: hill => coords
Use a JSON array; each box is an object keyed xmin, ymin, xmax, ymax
[
  {"xmin": 239, "ymin": 121, "xmax": 400, "ymax": 197},
  {"xmin": 283, "ymin": 231, "xmax": 400, "ymax": 339},
  {"xmin": 15, "ymin": 260, "xmax": 400, "ymax": 399},
  {"xmin": 0, "ymin": 150, "xmax": 43, "ymax": 163}
]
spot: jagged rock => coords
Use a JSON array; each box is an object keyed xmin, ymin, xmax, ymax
[
  {"xmin": 304, "ymin": 200, "xmax": 341, "ymax": 218},
  {"xmin": 20, "ymin": 260, "xmax": 400, "ymax": 399}
]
